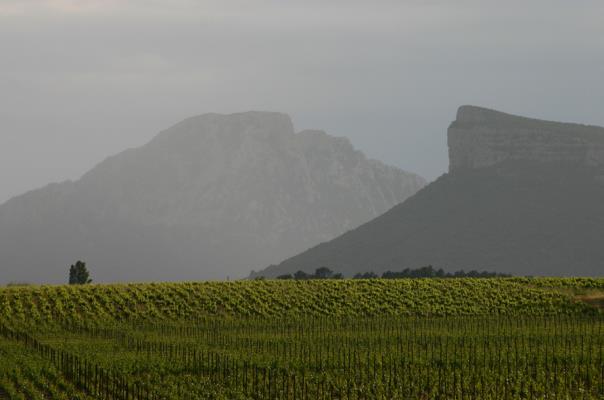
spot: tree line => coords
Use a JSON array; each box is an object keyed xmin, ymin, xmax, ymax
[{"xmin": 275, "ymin": 265, "xmax": 511, "ymax": 280}]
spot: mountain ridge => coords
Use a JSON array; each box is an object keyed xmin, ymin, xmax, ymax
[
  {"xmin": 0, "ymin": 111, "xmax": 425, "ymax": 284},
  {"xmin": 256, "ymin": 106, "xmax": 604, "ymax": 278}
]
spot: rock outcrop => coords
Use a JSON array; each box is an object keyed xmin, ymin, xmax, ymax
[
  {"xmin": 0, "ymin": 111, "xmax": 425, "ymax": 284},
  {"xmin": 448, "ymin": 106, "xmax": 604, "ymax": 172},
  {"xmin": 257, "ymin": 106, "xmax": 604, "ymax": 278}
]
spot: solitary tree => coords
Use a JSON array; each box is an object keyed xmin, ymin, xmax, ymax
[{"xmin": 69, "ymin": 261, "xmax": 92, "ymax": 284}]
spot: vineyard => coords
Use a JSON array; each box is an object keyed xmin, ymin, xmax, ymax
[{"xmin": 0, "ymin": 278, "xmax": 602, "ymax": 399}]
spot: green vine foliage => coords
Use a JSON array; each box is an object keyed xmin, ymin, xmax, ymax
[{"xmin": 0, "ymin": 278, "xmax": 602, "ymax": 399}]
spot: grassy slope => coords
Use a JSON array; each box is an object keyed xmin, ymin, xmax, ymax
[{"xmin": 1, "ymin": 278, "xmax": 601, "ymax": 324}]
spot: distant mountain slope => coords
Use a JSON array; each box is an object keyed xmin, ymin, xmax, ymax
[
  {"xmin": 0, "ymin": 111, "xmax": 425, "ymax": 284},
  {"xmin": 257, "ymin": 106, "xmax": 604, "ymax": 278}
]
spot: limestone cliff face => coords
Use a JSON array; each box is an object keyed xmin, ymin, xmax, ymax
[
  {"xmin": 0, "ymin": 111, "xmax": 425, "ymax": 283},
  {"xmin": 448, "ymin": 106, "xmax": 604, "ymax": 172}
]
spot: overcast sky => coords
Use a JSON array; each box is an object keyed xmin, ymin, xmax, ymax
[{"xmin": 1, "ymin": 0, "xmax": 603, "ymax": 203}]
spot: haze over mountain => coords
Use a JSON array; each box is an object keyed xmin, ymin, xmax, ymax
[
  {"xmin": 256, "ymin": 106, "xmax": 604, "ymax": 278},
  {"xmin": 0, "ymin": 112, "xmax": 425, "ymax": 284}
]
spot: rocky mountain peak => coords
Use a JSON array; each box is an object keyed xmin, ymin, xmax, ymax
[{"xmin": 147, "ymin": 111, "xmax": 294, "ymax": 151}]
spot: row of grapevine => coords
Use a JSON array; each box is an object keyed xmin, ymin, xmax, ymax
[
  {"xmin": 2, "ymin": 278, "xmax": 599, "ymax": 324},
  {"xmin": 16, "ymin": 315, "xmax": 604, "ymax": 399}
]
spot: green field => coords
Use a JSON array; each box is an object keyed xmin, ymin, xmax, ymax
[{"xmin": 0, "ymin": 278, "xmax": 603, "ymax": 399}]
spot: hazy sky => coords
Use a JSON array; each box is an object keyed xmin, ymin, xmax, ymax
[{"xmin": 1, "ymin": 0, "xmax": 603, "ymax": 203}]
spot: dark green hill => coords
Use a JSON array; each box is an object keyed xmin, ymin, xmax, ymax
[
  {"xmin": 258, "ymin": 163, "xmax": 604, "ymax": 277},
  {"xmin": 256, "ymin": 106, "xmax": 604, "ymax": 278}
]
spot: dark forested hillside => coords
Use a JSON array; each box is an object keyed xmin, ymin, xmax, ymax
[{"xmin": 256, "ymin": 107, "xmax": 604, "ymax": 278}]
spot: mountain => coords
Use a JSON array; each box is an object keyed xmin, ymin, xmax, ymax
[
  {"xmin": 257, "ymin": 106, "xmax": 604, "ymax": 278},
  {"xmin": 0, "ymin": 111, "xmax": 425, "ymax": 284}
]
